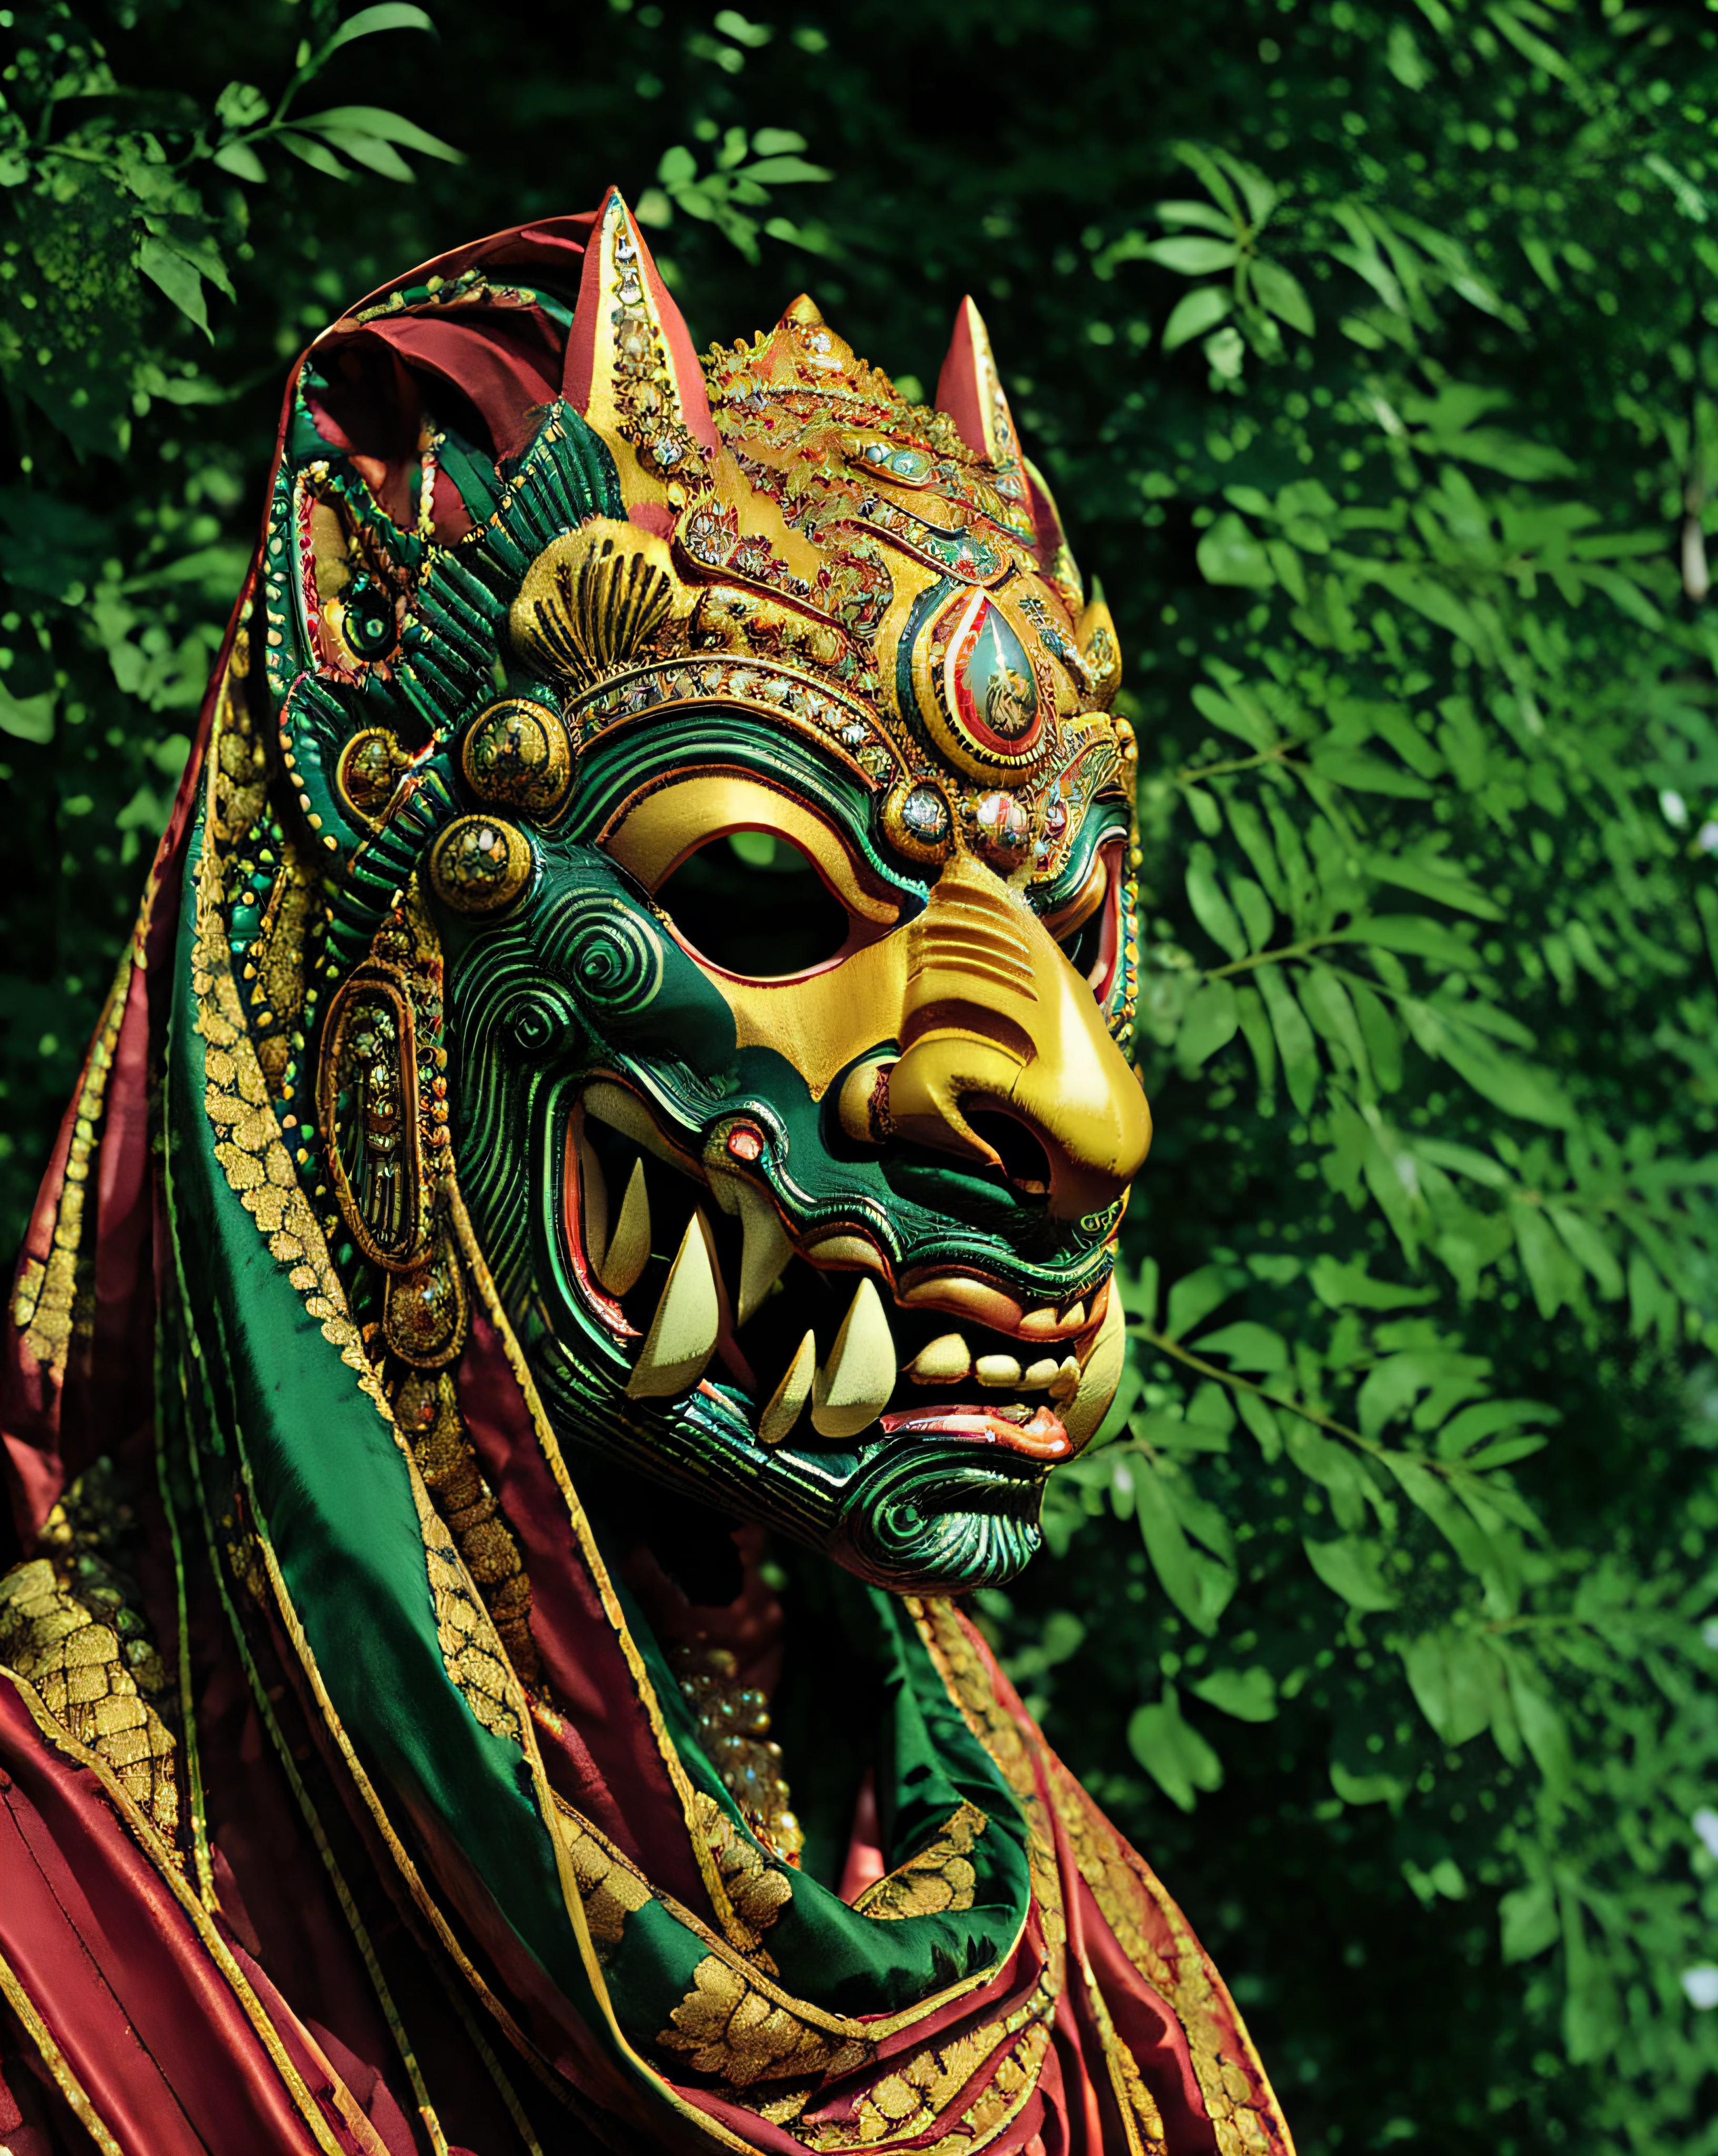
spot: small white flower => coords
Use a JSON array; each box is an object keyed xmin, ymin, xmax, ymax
[
  {"xmin": 1682, "ymin": 1966, "xmax": 1718, "ymax": 2010},
  {"xmin": 1697, "ymin": 822, "xmax": 1718, "ymax": 855},
  {"xmin": 1695, "ymin": 1808, "xmax": 1718, "ymax": 1859},
  {"xmin": 1662, "ymin": 789, "xmax": 1690, "ymax": 827}
]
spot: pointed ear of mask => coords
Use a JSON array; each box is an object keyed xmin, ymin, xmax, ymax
[
  {"xmin": 935, "ymin": 297, "xmax": 1034, "ymax": 532},
  {"xmin": 563, "ymin": 186, "xmax": 719, "ymax": 478}
]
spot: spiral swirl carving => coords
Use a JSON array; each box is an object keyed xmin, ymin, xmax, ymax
[
  {"xmin": 836, "ymin": 1444, "xmax": 1044, "ymax": 1594},
  {"xmin": 551, "ymin": 892, "xmax": 665, "ymax": 1020}
]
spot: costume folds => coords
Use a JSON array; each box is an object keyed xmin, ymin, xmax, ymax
[{"xmin": 0, "ymin": 202, "xmax": 1293, "ymax": 2156}]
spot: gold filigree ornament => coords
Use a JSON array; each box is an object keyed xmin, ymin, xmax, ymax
[
  {"xmin": 880, "ymin": 775, "xmax": 955, "ymax": 867},
  {"xmin": 508, "ymin": 516, "xmax": 685, "ymax": 694},
  {"xmin": 334, "ymin": 725, "xmax": 415, "ymax": 829},
  {"xmin": 317, "ymin": 956, "xmax": 469, "ymax": 1369},
  {"xmin": 460, "ymin": 696, "xmax": 576, "ymax": 821},
  {"xmin": 427, "ymin": 814, "xmax": 536, "ymax": 917}
]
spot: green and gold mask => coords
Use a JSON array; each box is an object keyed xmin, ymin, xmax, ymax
[{"xmin": 264, "ymin": 192, "xmax": 1150, "ymax": 1610}]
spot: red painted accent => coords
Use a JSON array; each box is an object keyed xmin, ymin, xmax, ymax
[{"xmin": 563, "ymin": 188, "xmax": 718, "ymax": 453}]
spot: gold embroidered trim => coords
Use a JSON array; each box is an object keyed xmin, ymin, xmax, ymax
[
  {"xmin": 853, "ymin": 1800, "xmax": 987, "ymax": 1922},
  {"xmin": 554, "ymin": 1798, "xmax": 654, "ymax": 1955},
  {"xmin": 0, "ymin": 1556, "xmax": 180, "ymax": 1852},
  {"xmin": 657, "ymin": 1954, "xmax": 872, "ymax": 2089},
  {"xmin": 14, "ymin": 946, "xmax": 132, "ymax": 1380},
  {"xmin": 1050, "ymin": 1752, "xmax": 1290, "ymax": 2156}
]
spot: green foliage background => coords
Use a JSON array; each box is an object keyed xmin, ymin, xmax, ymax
[{"xmin": 6, "ymin": 0, "xmax": 1718, "ymax": 2147}]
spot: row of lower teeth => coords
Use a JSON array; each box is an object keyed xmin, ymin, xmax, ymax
[{"xmin": 903, "ymin": 1335, "xmax": 1081, "ymax": 1400}]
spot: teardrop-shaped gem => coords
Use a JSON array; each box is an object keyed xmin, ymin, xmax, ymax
[{"xmin": 950, "ymin": 594, "xmax": 1042, "ymax": 756}]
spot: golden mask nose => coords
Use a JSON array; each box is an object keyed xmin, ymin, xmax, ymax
[{"xmin": 847, "ymin": 853, "xmax": 1151, "ymax": 1220}]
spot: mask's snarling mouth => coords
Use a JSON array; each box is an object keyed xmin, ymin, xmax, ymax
[{"xmin": 562, "ymin": 1088, "xmax": 1124, "ymax": 1466}]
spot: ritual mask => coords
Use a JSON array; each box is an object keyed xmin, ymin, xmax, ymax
[{"xmin": 274, "ymin": 192, "xmax": 1149, "ymax": 1598}]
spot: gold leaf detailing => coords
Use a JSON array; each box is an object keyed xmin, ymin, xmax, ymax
[
  {"xmin": 657, "ymin": 1953, "xmax": 870, "ymax": 2089},
  {"xmin": 691, "ymin": 1790, "xmax": 794, "ymax": 1962},
  {"xmin": 417, "ymin": 1488, "xmax": 521, "ymax": 1749},
  {"xmin": 794, "ymin": 1982, "xmax": 1056, "ymax": 2156},
  {"xmin": 425, "ymin": 815, "xmax": 535, "ymax": 920},
  {"xmin": 1076, "ymin": 587, "xmax": 1123, "ymax": 710},
  {"xmin": 0, "ymin": 1554, "xmax": 179, "ymax": 1848},
  {"xmin": 852, "ymin": 1799, "xmax": 986, "ymax": 1921},
  {"xmin": 510, "ymin": 518, "xmax": 683, "ymax": 691},
  {"xmin": 317, "ymin": 966, "xmax": 427, "ymax": 1272},
  {"xmin": 394, "ymin": 1369, "xmax": 537, "ymax": 1683},
  {"xmin": 192, "ymin": 778, "xmax": 384, "ymax": 1406},
  {"xmin": 553, "ymin": 1798, "xmax": 653, "ymax": 1955},
  {"xmin": 17, "ymin": 947, "xmax": 129, "ymax": 1380}
]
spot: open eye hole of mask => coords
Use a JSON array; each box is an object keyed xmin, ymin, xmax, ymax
[{"xmin": 656, "ymin": 831, "xmax": 854, "ymax": 978}]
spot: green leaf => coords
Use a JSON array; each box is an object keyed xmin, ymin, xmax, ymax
[
  {"xmin": 1251, "ymin": 257, "xmax": 1314, "ymax": 333},
  {"xmin": 1165, "ymin": 1264, "xmax": 1240, "ymax": 1340},
  {"xmin": 1512, "ymin": 1205, "xmax": 1584, "ymax": 1320},
  {"xmin": 1176, "ymin": 979, "xmax": 1240, "ymax": 1067},
  {"xmin": 212, "ymin": 141, "xmax": 267, "ymax": 183},
  {"xmin": 1298, "ymin": 964, "xmax": 1372, "ymax": 1090},
  {"xmin": 0, "ymin": 683, "xmax": 57, "ymax": 743},
  {"xmin": 1127, "ymin": 1685, "xmax": 1224, "ymax": 1813},
  {"xmin": 1196, "ymin": 513, "xmax": 1275, "ymax": 588},
  {"xmin": 309, "ymin": 128, "xmax": 414, "ymax": 181},
  {"xmin": 1346, "ymin": 915, "xmax": 1477, "ymax": 967},
  {"xmin": 740, "ymin": 156, "xmax": 834, "ymax": 185},
  {"xmin": 1163, "ymin": 286, "xmax": 1234, "ymax": 353},
  {"xmin": 1308, "ymin": 743, "xmax": 1435, "ymax": 798},
  {"xmin": 1190, "ymin": 1666, "xmax": 1278, "ymax": 1722},
  {"xmin": 1152, "ymin": 199, "xmax": 1238, "ymax": 235},
  {"xmin": 1401, "ymin": 1625, "xmax": 1501, "ymax": 1745},
  {"xmin": 275, "ymin": 129, "xmax": 354, "ymax": 179},
  {"xmin": 1233, "ymin": 983, "xmax": 1277, "ymax": 1106},
  {"xmin": 751, "ymin": 127, "xmax": 807, "ymax": 155},
  {"xmin": 317, "ymin": 4, "xmax": 436, "ymax": 61},
  {"xmin": 1134, "ymin": 1466, "xmax": 1236, "ymax": 1634},
  {"xmin": 1303, "ymin": 1534, "xmax": 1399, "ymax": 1612},
  {"xmin": 294, "ymin": 105, "xmax": 464, "ymax": 162},
  {"xmin": 1190, "ymin": 1320, "xmax": 1287, "ymax": 1373},
  {"xmin": 1381, "ymin": 1454, "xmax": 1514, "ymax": 1606},
  {"xmin": 1309, "ymin": 1255, "xmax": 1436, "ymax": 1312},
  {"xmin": 1255, "ymin": 963, "xmax": 1320, "ymax": 1113},
  {"xmin": 1141, "ymin": 236, "xmax": 1242, "ymax": 275},
  {"xmin": 1365, "ymin": 852, "xmax": 1503, "ymax": 921},
  {"xmin": 1186, "ymin": 845, "xmax": 1248, "ymax": 960},
  {"xmin": 1330, "ymin": 1761, "xmax": 1405, "ymax": 1807},
  {"xmin": 215, "ymin": 80, "xmax": 269, "ymax": 128},
  {"xmin": 1500, "ymin": 1881, "xmax": 1561, "ymax": 1965},
  {"xmin": 136, "ymin": 237, "xmax": 210, "ymax": 336},
  {"xmin": 1351, "ymin": 982, "xmax": 1404, "ymax": 1093},
  {"xmin": 1547, "ymin": 1206, "xmax": 1624, "ymax": 1301},
  {"xmin": 1436, "ymin": 1398, "xmax": 1552, "ymax": 1458}
]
